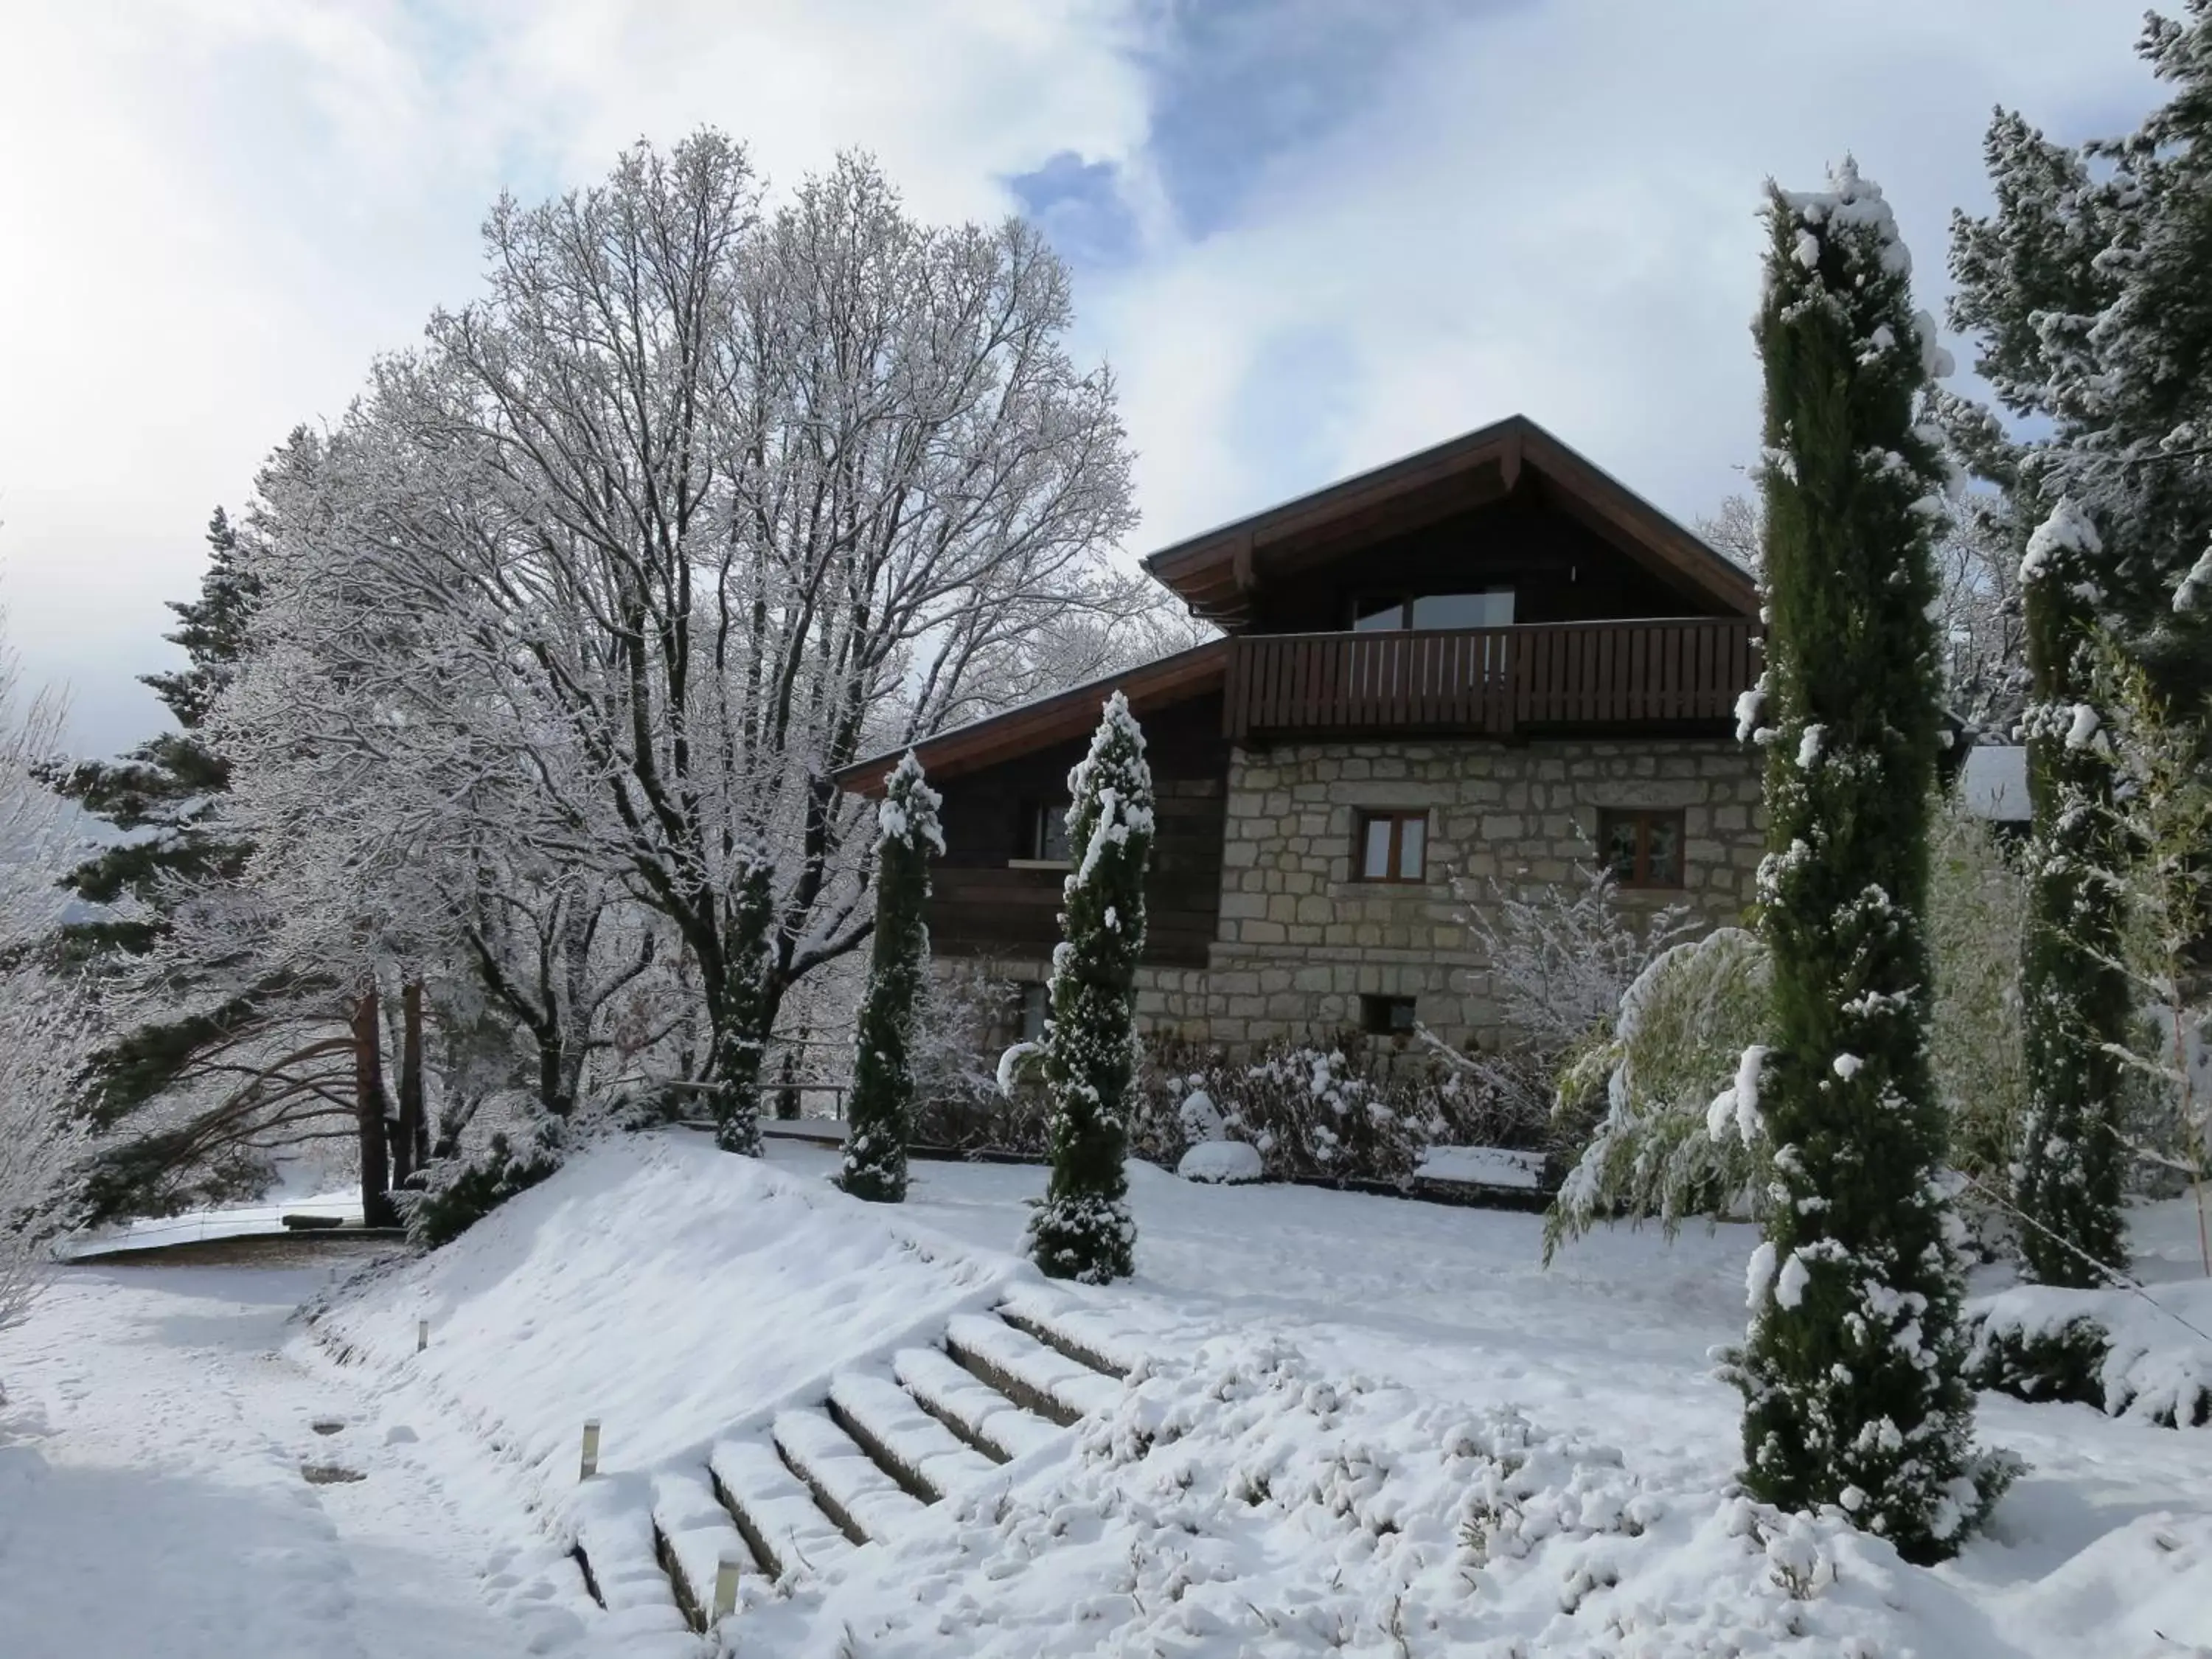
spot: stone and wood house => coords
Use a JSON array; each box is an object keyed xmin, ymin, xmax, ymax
[{"xmin": 834, "ymin": 416, "xmax": 1767, "ymax": 1062}]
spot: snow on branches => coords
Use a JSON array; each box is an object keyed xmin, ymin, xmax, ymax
[
  {"xmin": 841, "ymin": 753, "xmax": 942, "ymax": 1203},
  {"xmin": 1736, "ymin": 161, "xmax": 2000, "ymax": 1561},
  {"xmin": 1028, "ymin": 694, "xmax": 1152, "ymax": 1284}
]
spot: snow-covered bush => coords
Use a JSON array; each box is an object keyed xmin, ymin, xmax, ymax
[
  {"xmin": 1545, "ymin": 928, "xmax": 1772, "ymax": 1258},
  {"xmin": 403, "ymin": 1102, "xmax": 566, "ymax": 1249},
  {"xmin": 1138, "ymin": 1038, "xmax": 1449, "ymax": 1186},
  {"xmin": 1964, "ymin": 1284, "xmax": 2212, "ymax": 1429},
  {"xmin": 1430, "ymin": 864, "xmax": 1695, "ymax": 1152}
]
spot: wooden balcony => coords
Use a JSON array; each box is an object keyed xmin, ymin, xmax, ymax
[{"xmin": 1222, "ymin": 617, "xmax": 1759, "ymax": 740}]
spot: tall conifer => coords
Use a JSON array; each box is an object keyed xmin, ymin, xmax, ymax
[
  {"xmin": 2012, "ymin": 501, "xmax": 2132, "ymax": 1281},
  {"xmin": 1731, "ymin": 163, "xmax": 1997, "ymax": 1562},
  {"xmin": 840, "ymin": 753, "xmax": 941, "ymax": 1203},
  {"xmin": 1029, "ymin": 693, "xmax": 1152, "ymax": 1284}
]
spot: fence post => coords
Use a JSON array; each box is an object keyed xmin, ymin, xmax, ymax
[
  {"xmin": 712, "ymin": 1552, "xmax": 741, "ymax": 1621},
  {"xmin": 580, "ymin": 1419, "xmax": 602, "ymax": 1481},
  {"xmin": 417, "ymin": 1318, "xmax": 428, "ymax": 1353}
]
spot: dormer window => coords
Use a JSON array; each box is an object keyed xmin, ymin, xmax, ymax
[{"xmin": 1351, "ymin": 588, "xmax": 1515, "ymax": 631}]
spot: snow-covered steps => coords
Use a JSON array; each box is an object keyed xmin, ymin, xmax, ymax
[
  {"xmin": 994, "ymin": 1301, "xmax": 1138, "ymax": 1380},
  {"xmin": 650, "ymin": 1467, "xmax": 754, "ymax": 1630},
  {"xmin": 772, "ymin": 1408, "xmax": 931, "ymax": 1545},
  {"xmin": 828, "ymin": 1368, "xmax": 1002, "ymax": 1501},
  {"xmin": 944, "ymin": 1312, "xmax": 1124, "ymax": 1426},
  {"xmin": 709, "ymin": 1435, "xmax": 856, "ymax": 1584},
  {"xmin": 572, "ymin": 1498, "xmax": 696, "ymax": 1655},
  {"xmin": 893, "ymin": 1343, "xmax": 1066, "ymax": 1462}
]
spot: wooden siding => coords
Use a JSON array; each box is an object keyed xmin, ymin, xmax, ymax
[
  {"xmin": 1224, "ymin": 619, "xmax": 1756, "ymax": 740},
  {"xmin": 1239, "ymin": 490, "xmax": 1725, "ymax": 634},
  {"xmin": 928, "ymin": 691, "xmax": 1228, "ymax": 969}
]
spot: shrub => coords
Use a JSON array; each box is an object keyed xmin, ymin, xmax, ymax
[
  {"xmin": 1139, "ymin": 1035, "xmax": 1450, "ymax": 1186},
  {"xmin": 403, "ymin": 1105, "xmax": 564, "ymax": 1248},
  {"xmin": 1545, "ymin": 927, "xmax": 1772, "ymax": 1259}
]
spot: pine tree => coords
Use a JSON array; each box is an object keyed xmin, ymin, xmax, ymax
[
  {"xmin": 841, "ymin": 753, "xmax": 941, "ymax": 1203},
  {"xmin": 46, "ymin": 507, "xmax": 260, "ymax": 956},
  {"xmin": 1729, "ymin": 163, "xmax": 1997, "ymax": 1562},
  {"xmin": 2012, "ymin": 499, "xmax": 2133, "ymax": 1281},
  {"xmin": 1029, "ymin": 692, "xmax": 1152, "ymax": 1284}
]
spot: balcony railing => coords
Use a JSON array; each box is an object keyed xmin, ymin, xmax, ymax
[{"xmin": 1222, "ymin": 617, "xmax": 1759, "ymax": 740}]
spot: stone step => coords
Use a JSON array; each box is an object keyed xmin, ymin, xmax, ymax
[
  {"xmin": 650, "ymin": 1468, "xmax": 754, "ymax": 1630},
  {"xmin": 772, "ymin": 1409, "xmax": 931, "ymax": 1545},
  {"xmin": 994, "ymin": 1301, "xmax": 1138, "ymax": 1380},
  {"xmin": 571, "ymin": 1499, "xmax": 693, "ymax": 1653},
  {"xmin": 827, "ymin": 1368, "xmax": 1002, "ymax": 1502},
  {"xmin": 893, "ymin": 1345, "xmax": 1065, "ymax": 1463},
  {"xmin": 708, "ymin": 1436, "xmax": 855, "ymax": 1584},
  {"xmin": 944, "ymin": 1313, "xmax": 1124, "ymax": 1427}
]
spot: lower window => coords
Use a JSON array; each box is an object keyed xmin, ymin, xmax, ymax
[
  {"xmin": 1360, "ymin": 994, "xmax": 1417, "ymax": 1037},
  {"xmin": 1599, "ymin": 808, "xmax": 1685, "ymax": 889}
]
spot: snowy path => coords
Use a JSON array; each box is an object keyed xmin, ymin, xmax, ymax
[{"xmin": 0, "ymin": 1257, "xmax": 563, "ymax": 1659}]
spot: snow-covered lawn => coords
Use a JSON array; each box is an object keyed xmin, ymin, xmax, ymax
[{"xmin": 4, "ymin": 1133, "xmax": 2209, "ymax": 1656}]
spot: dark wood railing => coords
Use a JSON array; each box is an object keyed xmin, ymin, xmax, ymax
[{"xmin": 1223, "ymin": 617, "xmax": 1758, "ymax": 740}]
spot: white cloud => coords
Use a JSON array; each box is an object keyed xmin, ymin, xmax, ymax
[{"xmin": 1092, "ymin": 0, "xmax": 2160, "ymax": 546}]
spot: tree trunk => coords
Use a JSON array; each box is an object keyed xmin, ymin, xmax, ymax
[
  {"xmin": 397, "ymin": 979, "xmax": 428, "ymax": 1182},
  {"xmin": 353, "ymin": 990, "xmax": 397, "ymax": 1228}
]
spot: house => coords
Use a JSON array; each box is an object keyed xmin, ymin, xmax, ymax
[{"xmin": 834, "ymin": 416, "xmax": 1767, "ymax": 1060}]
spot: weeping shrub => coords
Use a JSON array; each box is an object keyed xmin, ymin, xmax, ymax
[{"xmin": 1544, "ymin": 927, "xmax": 1772, "ymax": 1260}]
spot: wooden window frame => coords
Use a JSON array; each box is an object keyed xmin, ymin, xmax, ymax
[
  {"xmin": 1009, "ymin": 799, "xmax": 1072, "ymax": 869},
  {"xmin": 1354, "ymin": 808, "xmax": 1428, "ymax": 884},
  {"xmin": 1598, "ymin": 807, "xmax": 1687, "ymax": 891}
]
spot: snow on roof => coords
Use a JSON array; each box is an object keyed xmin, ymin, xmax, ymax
[{"xmin": 1959, "ymin": 743, "xmax": 2029, "ymax": 822}]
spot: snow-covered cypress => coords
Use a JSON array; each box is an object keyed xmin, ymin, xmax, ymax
[
  {"xmin": 840, "ymin": 753, "xmax": 942, "ymax": 1203},
  {"xmin": 2012, "ymin": 500, "xmax": 2132, "ymax": 1283},
  {"xmin": 710, "ymin": 852, "xmax": 774, "ymax": 1157},
  {"xmin": 1729, "ymin": 164, "xmax": 2000, "ymax": 1562},
  {"xmin": 1028, "ymin": 692, "xmax": 1153, "ymax": 1284}
]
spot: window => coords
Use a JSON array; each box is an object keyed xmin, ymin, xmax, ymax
[
  {"xmin": 1599, "ymin": 808, "xmax": 1686, "ymax": 889},
  {"xmin": 1015, "ymin": 801, "xmax": 1071, "ymax": 866},
  {"xmin": 1356, "ymin": 810, "xmax": 1427, "ymax": 883},
  {"xmin": 1410, "ymin": 589, "xmax": 1515, "ymax": 630},
  {"xmin": 1349, "ymin": 588, "xmax": 1514, "ymax": 631},
  {"xmin": 1360, "ymin": 994, "xmax": 1417, "ymax": 1037},
  {"xmin": 1017, "ymin": 982, "xmax": 1048, "ymax": 1043}
]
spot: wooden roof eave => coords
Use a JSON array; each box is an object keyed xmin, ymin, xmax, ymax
[
  {"xmin": 1143, "ymin": 414, "xmax": 1757, "ymax": 624},
  {"xmin": 832, "ymin": 640, "xmax": 1229, "ymax": 797}
]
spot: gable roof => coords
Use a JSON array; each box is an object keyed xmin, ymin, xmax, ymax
[
  {"xmin": 834, "ymin": 639, "xmax": 1227, "ymax": 796},
  {"xmin": 1143, "ymin": 414, "xmax": 1756, "ymax": 625}
]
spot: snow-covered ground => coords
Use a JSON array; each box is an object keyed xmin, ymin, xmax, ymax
[{"xmin": 4, "ymin": 1133, "xmax": 2209, "ymax": 1657}]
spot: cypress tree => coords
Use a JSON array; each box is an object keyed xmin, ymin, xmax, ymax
[
  {"xmin": 1730, "ymin": 163, "xmax": 1998, "ymax": 1562},
  {"xmin": 1029, "ymin": 692, "xmax": 1152, "ymax": 1284},
  {"xmin": 2013, "ymin": 499, "xmax": 2132, "ymax": 1282},
  {"xmin": 841, "ymin": 753, "xmax": 941, "ymax": 1202},
  {"xmin": 709, "ymin": 852, "xmax": 774, "ymax": 1156}
]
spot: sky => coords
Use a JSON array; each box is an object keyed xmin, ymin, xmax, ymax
[{"xmin": 0, "ymin": 0, "xmax": 2169, "ymax": 756}]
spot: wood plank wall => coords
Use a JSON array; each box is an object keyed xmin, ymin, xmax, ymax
[{"xmin": 928, "ymin": 692, "xmax": 1230, "ymax": 970}]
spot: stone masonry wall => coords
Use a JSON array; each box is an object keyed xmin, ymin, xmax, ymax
[
  {"xmin": 928, "ymin": 737, "xmax": 1765, "ymax": 1062},
  {"xmin": 1205, "ymin": 737, "xmax": 1765, "ymax": 1052}
]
